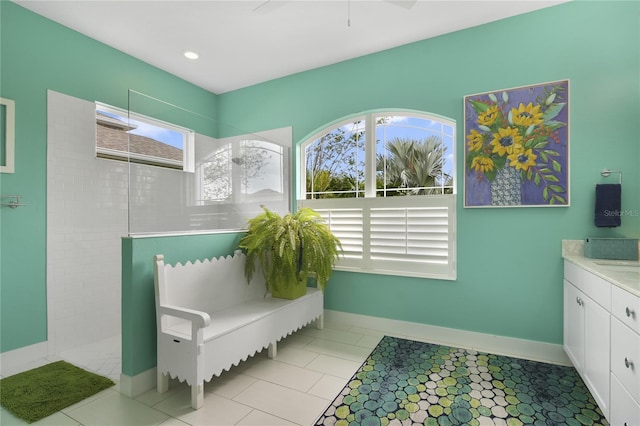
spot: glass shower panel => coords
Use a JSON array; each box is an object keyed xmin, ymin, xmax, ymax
[{"xmin": 127, "ymin": 90, "xmax": 291, "ymax": 235}]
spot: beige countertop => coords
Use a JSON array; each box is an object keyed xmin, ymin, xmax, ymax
[{"xmin": 563, "ymin": 254, "xmax": 640, "ymax": 297}]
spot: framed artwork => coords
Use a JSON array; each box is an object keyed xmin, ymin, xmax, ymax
[
  {"xmin": 1, "ymin": 97, "xmax": 15, "ymax": 174},
  {"xmin": 464, "ymin": 80, "xmax": 569, "ymax": 207}
]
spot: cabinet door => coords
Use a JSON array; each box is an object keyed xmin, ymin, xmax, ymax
[
  {"xmin": 564, "ymin": 280, "xmax": 585, "ymax": 371},
  {"xmin": 611, "ymin": 373, "xmax": 640, "ymax": 426},
  {"xmin": 584, "ymin": 294, "xmax": 611, "ymax": 419}
]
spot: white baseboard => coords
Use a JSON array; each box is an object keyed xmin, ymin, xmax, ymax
[
  {"xmin": 324, "ymin": 310, "xmax": 571, "ymax": 366},
  {"xmin": 120, "ymin": 367, "xmax": 157, "ymax": 398},
  {"xmin": 120, "ymin": 309, "xmax": 571, "ymax": 398},
  {"xmin": 0, "ymin": 341, "xmax": 49, "ymax": 376}
]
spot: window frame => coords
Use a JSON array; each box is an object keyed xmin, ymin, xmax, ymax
[
  {"xmin": 300, "ymin": 116, "xmax": 368, "ymax": 200},
  {"xmin": 0, "ymin": 97, "xmax": 15, "ymax": 174},
  {"xmin": 195, "ymin": 137, "xmax": 288, "ymax": 205},
  {"xmin": 298, "ymin": 110, "xmax": 457, "ymax": 280},
  {"xmin": 95, "ymin": 102, "xmax": 195, "ymax": 172}
]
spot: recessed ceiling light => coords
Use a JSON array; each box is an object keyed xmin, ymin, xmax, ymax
[{"xmin": 184, "ymin": 51, "xmax": 199, "ymax": 60}]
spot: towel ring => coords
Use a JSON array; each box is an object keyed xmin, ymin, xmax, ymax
[{"xmin": 601, "ymin": 169, "xmax": 622, "ymax": 184}]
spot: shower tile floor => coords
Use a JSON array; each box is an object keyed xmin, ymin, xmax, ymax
[
  {"xmin": 58, "ymin": 335, "xmax": 122, "ymax": 382},
  {"xmin": 0, "ymin": 323, "xmax": 604, "ymax": 426}
]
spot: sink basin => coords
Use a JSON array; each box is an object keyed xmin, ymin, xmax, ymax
[
  {"xmin": 601, "ymin": 265, "xmax": 640, "ymax": 273},
  {"xmin": 593, "ymin": 260, "xmax": 640, "ymax": 273}
]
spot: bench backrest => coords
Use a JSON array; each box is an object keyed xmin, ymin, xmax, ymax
[{"xmin": 154, "ymin": 251, "xmax": 266, "ymax": 317}]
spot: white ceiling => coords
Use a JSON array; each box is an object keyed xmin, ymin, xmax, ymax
[{"xmin": 15, "ymin": 0, "xmax": 568, "ymax": 94}]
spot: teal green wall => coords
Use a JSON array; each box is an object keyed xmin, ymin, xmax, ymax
[
  {"xmin": 2, "ymin": 0, "xmax": 639, "ymax": 376},
  {"xmin": 121, "ymin": 233, "xmax": 241, "ymax": 375},
  {"xmin": 0, "ymin": 1, "xmax": 218, "ymax": 352},
  {"xmin": 218, "ymin": 1, "xmax": 640, "ymax": 343}
]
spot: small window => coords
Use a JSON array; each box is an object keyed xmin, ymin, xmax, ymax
[
  {"xmin": 196, "ymin": 139, "xmax": 286, "ymax": 203},
  {"xmin": 95, "ymin": 103, "xmax": 194, "ymax": 171}
]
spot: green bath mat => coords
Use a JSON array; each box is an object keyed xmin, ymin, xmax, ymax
[{"xmin": 0, "ymin": 360, "xmax": 115, "ymax": 423}]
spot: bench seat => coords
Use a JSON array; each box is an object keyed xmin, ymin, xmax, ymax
[
  {"xmin": 164, "ymin": 295, "xmax": 300, "ymax": 342},
  {"xmin": 153, "ymin": 252, "xmax": 324, "ymax": 409}
]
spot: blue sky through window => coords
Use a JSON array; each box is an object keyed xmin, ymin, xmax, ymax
[
  {"xmin": 330, "ymin": 115, "xmax": 454, "ymax": 178},
  {"xmin": 98, "ymin": 109, "xmax": 184, "ymax": 150},
  {"xmin": 377, "ymin": 116, "xmax": 454, "ymax": 178}
]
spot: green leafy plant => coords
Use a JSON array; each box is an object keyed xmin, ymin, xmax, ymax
[{"xmin": 238, "ymin": 206, "xmax": 342, "ymax": 299}]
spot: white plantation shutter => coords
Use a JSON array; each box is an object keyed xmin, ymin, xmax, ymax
[
  {"xmin": 300, "ymin": 195, "xmax": 455, "ymax": 279},
  {"xmin": 370, "ymin": 207, "xmax": 449, "ymax": 262},
  {"xmin": 315, "ymin": 206, "xmax": 364, "ymax": 261}
]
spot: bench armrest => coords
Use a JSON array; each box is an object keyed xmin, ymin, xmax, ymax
[{"xmin": 158, "ymin": 304, "xmax": 211, "ymax": 328}]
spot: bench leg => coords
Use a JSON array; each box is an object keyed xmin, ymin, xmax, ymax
[
  {"xmin": 191, "ymin": 382, "xmax": 204, "ymax": 409},
  {"xmin": 316, "ymin": 314, "xmax": 324, "ymax": 330},
  {"xmin": 268, "ymin": 341, "xmax": 277, "ymax": 359},
  {"xmin": 157, "ymin": 371, "xmax": 169, "ymax": 393}
]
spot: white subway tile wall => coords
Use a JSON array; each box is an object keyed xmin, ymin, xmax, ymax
[{"xmin": 47, "ymin": 90, "xmax": 126, "ymax": 355}]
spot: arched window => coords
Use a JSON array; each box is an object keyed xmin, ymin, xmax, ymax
[
  {"xmin": 192, "ymin": 127, "xmax": 291, "ymax": 230},
  {"xmin": 198, "ymin": 139, "xmax": 285, "ymax": 203},
  {"xmin": 299, "ymin": 111, "xmax": 456, "ymax": 280}
]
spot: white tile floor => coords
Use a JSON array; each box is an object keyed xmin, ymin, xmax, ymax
[{"xmin": 0, "ymin": 321, "xmax": 388, "ymax": 426}]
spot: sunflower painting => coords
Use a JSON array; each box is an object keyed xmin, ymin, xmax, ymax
[{"xmin": 464, "ymin": 80, "xmax": 569, "ymax": 207}]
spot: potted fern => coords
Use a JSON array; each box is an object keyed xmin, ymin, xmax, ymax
[{"xmin": 238, "ymin": 206, "xmax": 342, "ymax": 299}]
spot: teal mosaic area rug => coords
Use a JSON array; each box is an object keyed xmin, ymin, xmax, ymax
[{"xmin": 315, "ymin": 336, "xmax": 608, "ymax": 426}]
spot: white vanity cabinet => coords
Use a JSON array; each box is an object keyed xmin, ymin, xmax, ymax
[
  {"xmin": 564, "ymin": 258, "xmax": 640, "ymax": 425},
  {"xmin": 563, "ymin": 260, "xmax": 611, "ymax": 419},
  {"xmin": 610, "ymin": 284, "xmax": 640, "ymax": 426}
]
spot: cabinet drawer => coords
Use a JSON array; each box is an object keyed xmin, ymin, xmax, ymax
[
  {"xmin": 612, "ymin": 284, "xmax": 640, "ymax": 334},
  {"xmin": 611, "ymin": 373, "xmax": 640, "ymax": 426},
  {"xmin": 611, "ymin": 316, "xmax": 640, "ymax": 400},
  {"xmin": 564, "ymin": 261, "xmax": 611, "ymax": 310}
]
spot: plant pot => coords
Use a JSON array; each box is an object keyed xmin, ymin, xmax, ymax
[
  {"xmin": 271, "ymin": 281, "xmax": 307, "ymax": 300},
  {"xmin": 239, "ymin": 206, "xmax": 341, "ymax": 298}
]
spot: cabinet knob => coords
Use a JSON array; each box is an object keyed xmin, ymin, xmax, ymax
[
  {"xmin": 626, "ymin": 307, "xmax": 635, "ymax": 318},
  {"xmin": 625, "ymin": 357, "xmax": 634, "ymax": 369},
  {"xmin": 576, "ymin": 297, "xmax": 583, "ymax": 306}
]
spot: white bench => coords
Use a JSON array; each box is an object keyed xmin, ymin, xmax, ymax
[{"xmin": 153, "ymin": 250, "xmax": 324, "ymax": 409}]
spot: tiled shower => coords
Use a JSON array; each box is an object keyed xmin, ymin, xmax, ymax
[
  {"xmin": 46, "ymin": 90, "xmax": 127, "ymax": 379},
  {"xmin": 45, "ymin": 90, "xmax": 292, "ymax": 381}
]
